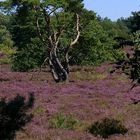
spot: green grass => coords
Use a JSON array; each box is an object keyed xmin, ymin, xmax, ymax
[
  {"xmin": 49, "ymin": 112, "xmax": 82, "ymax": 130},
  {"xmin": 32, "ymin": 106, "xmax": 46, "ymax": 115},
  {"xmin": 75, "ymin": 71, "xmax": 106, "ymax": 81}
]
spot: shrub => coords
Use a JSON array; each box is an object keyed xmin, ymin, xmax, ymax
[
  {"xmin": 0, "ymin": 94, "xmax": 34, "ymax": 139},
  {"xmin": 11, "ymin": 38, "xmax": 47, "ymax": 72},
  {"xmin": 49, "ymin": 113, "xmax": 81, "ymax": 130},
  {"xmin": 88, "ymin": 118, "xmax": 128, "ymax": 138},
  {"xmin": 131, "ymin": 31, "xmax": 140, "ymax": 82}
]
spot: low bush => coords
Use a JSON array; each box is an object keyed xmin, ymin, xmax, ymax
[{"xmin": 88, "ymin": 117, "xmax": 128, "ymax": 138}]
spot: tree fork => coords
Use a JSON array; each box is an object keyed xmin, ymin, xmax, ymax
[{"xmin": 35, "ymin": 6, "xmax": 80, "ymax": 82}]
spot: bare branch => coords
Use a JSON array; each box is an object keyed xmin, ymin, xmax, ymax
[
  {"xmin": 48, "ymin": 7, "xmax": 58, "ymax": 16},
  {"xmin": 63, "ymin": 14, "xmax": 80, "ymax": 74},
  {"xmin": 54, "ymin": 26, "xmax": 65, "ymax": 42},
  {"xmin": 35, "ymin": 16, "xmax": 46, "ymax": 43},
  {"xmin": 33, "ymin": 6, "xmax": 47, "ymax": 45},
  {"xmin": 70, "ymin": 14, "xmax": 80, "ymax": 47},
  {"xmin": 65, "ymin": 14, "xmax": 81, "ymax": 53}
]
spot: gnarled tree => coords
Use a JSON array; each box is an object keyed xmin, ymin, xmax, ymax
[
  {"xmin": 34, "ymin": 2, "xmax": 81, "ymax": 82},
  {"xmin": 0, "ymin": 0, "xmax": 83, "ymax": 82}
]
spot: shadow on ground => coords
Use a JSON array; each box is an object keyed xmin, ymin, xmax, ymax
[{"xmin": 0, "ymin": 93, "xmax": 34, "ymax": 140}]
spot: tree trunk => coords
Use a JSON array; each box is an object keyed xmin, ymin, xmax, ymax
[{"xmin": 49, "ymin": 44, "xmax": 68, "ymax": 82}]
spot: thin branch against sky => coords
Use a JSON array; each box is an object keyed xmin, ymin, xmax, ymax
[{"xmin": 83, "ymin": 0, "xmax": 140, "ymax": 21}]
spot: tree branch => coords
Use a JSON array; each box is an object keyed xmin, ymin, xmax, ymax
[
  {"xmin": 35, "ymin": 16, "xmax": 46, "ymax": 43},
  {"xmin": 42, "ymin": 7, "xmax": 51, "ymax": 37},
  {"xmin": 48, "ymin": 7, "xmax": 59, "ymax": 16},
  {"xmin": 54, "ymin": 26, "xmax": 65, "ymax": 43},
  {"xmin": 70, "ymin": 14, "xmax": 80, "ymax": 47},
  {"xmin": 64, "ymin": 14, "xmax": 80, "ymax": 73}
]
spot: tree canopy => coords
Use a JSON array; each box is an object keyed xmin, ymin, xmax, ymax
[
  {"xmin": 0, "ymin": 13, "xmax": 14, "ymax": 64},
  {"xmin": 0, "ymin": 0, "xmax": 134, "ymax": 82}
]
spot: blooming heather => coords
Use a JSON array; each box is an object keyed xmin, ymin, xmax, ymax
[{"xmin": 0, "ymin": 64, "xmax": 140, "ymax": 139}]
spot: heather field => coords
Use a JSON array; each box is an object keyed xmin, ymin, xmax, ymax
[
  {"xmin": 1, "ymin": 0, "xmax": 140, "ymax": 139},
  {"xmin": 0, "ymin": 63, "xmax": 140, "ymax": 140}
]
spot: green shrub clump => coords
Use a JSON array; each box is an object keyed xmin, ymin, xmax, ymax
[
  {"xmin": 49, "ymin": 113, "xmax": 81, "ymax": 130},
  {"xmin": 131, "ymin": 30, "xmax": 140, "ymax": 83},
  {"xmin": 88, "ymin": 118, "xmax": 128, "ymax": 138}
]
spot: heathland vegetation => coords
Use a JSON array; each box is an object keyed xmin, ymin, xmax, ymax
[{"xmin": 0, "ymin": 0, "xmax": 140, "ymax": 139}]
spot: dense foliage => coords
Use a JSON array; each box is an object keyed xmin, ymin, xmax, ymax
[
  {"xmin": 112, "ymin": 11, "xmax": 140, "ymax": 85},
  {"xmin": 100, "ymin": 17, "xmax": 130, "ymax": 39},
  {"xmin": 0, "ymin": 13, "xmax": 14, "ymax": 64},
  {"xmin": 88, "ymin": 118, "xmax": 128, "ymax": 138},
  {"xmin": 0, "ymin": 94, "xmax": 34, "ymax": 139},
  {"xmin": 0, "ymin": 0, "xmax": 131, "ymax": 72},
  {"xmin": 6, "ymin": 2, "xmax": 47, "ymax": 71},
  {"xmin": 125, "ymin": 11, "xmax": 140, "ymax": 33},
  {"xmin": 130, "ymin": 31, "xmax": 140, "ymax": 83},
  {"xmin": 71, "ymin": 21, "xmax": 124, "ymax": 65}
]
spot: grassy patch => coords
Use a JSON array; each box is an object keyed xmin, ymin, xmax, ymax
[
  {"xmin": 33, "ymin": 106, "xmax": 46, "ymax": 115},
  {"xmin": 49, "ymin": 113, "xmax": 82, "ymax": 130},
  {"xmin": 75, "ymin": 71, "xmax": 106, "ymax": 81},
  {"xmin": 0, "ymin": 58, "xmax": 11, "ymax": 64},
  {"xmin": 124, "ymin": 103, "xmax": 140, "ymax": 119},
  {"xmin": 115, "ymin": 113, "xmax": 125, "ymax": 122}
]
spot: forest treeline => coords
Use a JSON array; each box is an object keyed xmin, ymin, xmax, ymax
[{"xmin": 0, "ymin": 0, "xmax": 140, "ymax": 73}]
